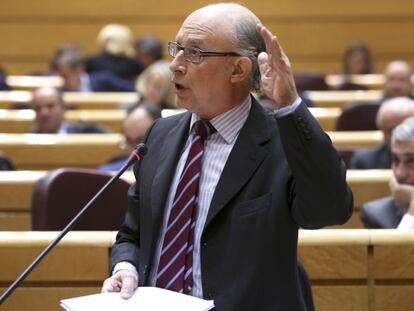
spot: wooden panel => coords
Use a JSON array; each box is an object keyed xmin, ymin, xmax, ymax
[
  {"xmin": 0, "ymin": 287, "xmax": 101, "ymax": 311},
  {"xmin": 0, "ymin": 133, "xmax": 124, "ymax": 169},
  {"xmin": 347, "ymin": 170, "xmax": 392, "ymax": 208},
  {"xmin": 312, "ymin": 286, "xmax": 369, "ymax": 311},
  {"xmin": 0, "ymin": 246, "xmax": 108, "ymax": 281},
  {"xmin": 1, "ymin": 0, "xmax": 414, "ymax": 17},
  {"xmin": 0, "ymin": 109, "xmax": 126, "ymax": 133},
  {"xmin": 298, "ymin": 245, "xmax": 367, "ymax": 279},
  {"xmin": 374, "ymin": 245, "xmax": 414, "ymax": 279},
  {"xmin": 374, "ymin": 286, "xmax": 414, "ymax": 311},
  {"xmin": 0, "ymin": 213, "xmax": 30, "ymax": 231},
  {"xmin": 0, "ymin": 91, "xmax": 138, "ymax": 110},
  {"xmin": 327, "ymin": 131, "xmax": 383, "ymax": 148},
  {"xmin": 308, "ymin": 90, "xmax": 383, "ymax": 108}
]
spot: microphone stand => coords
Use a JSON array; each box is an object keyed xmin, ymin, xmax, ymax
[{"xmin": 0, "ymin": 143, "xmax": 148, "ymax": 305}]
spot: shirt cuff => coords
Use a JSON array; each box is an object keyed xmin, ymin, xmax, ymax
[
  {"xmin": 113, "ymin": 261, "xmax": 139, "ymax": 277},
  {"xmin": 272, "ymin": 97, "xmax": 302, "ymax": 117},
  {"xmin": 397, "ymin": 213, "xmax": 414, "ymax": 229}
]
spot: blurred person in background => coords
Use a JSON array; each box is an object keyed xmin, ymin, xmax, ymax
[
  {"xmin": 360, "ymin": 116, "xmax": 414, "ymax": 228},
  {"xmin": 350, "ymin": 97, "xmax": 414, "ymax": 169},
  {"xmin": 0, "ymin": 151, "xmax": 14, "ymax": 170},
  {"xmin": 382, "ymin": 60, "xmax": 413, "ymax": 99},
  {"xmin": 134, "ymin": 35, "xmax": 164, "ymax": 68},
  {"xmin": 0, "ymin": 66, "xmax": 10, "ymax": 90},
  {"xmin": 136, "ymin": 60, "xmax": 176, "ymax": 109},
  {"xmin": 98, "ymin": 102, "xmax": 160, "ymax": 172},
  {"xmin": 86, "ymin": 24, "xmax": 144, "ymax": 80},
  {"xmin": 335, "ymin": 42, "xmax": 373, "ymax": 90},
  {"xmin": 52, "ymin": 43, "xmax": 135, "ymax": 92},
  {"xmin": 342, "ymin": 42, "xmax": 373, "ymax": 75},
  {"xmin": 30, "ymin": 87, "xmax": 109, "ymax": 133}
]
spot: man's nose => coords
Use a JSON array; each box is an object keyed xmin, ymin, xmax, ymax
[{"xmin": 169, "ymin": 51, "xmax": 187, "ymax": 74}]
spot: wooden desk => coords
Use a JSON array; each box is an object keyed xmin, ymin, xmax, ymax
[
  {"xmin": 0, "ymin": 91, "xmax": 138, "ymax": 110},
  {"xmin": 6, "ymin": 75, "xmax": 63, "ymax": 91},
  {"xmin": 325, "ymin": 73, "xmax": 414, "ymax": 91},
  {"xmin": 0, "ymin": 109, "xmax": 126, "ymax": 133},
  {"xmin": 308, "ymin": 90, "xmax": 383, "ymax": 108},
  {"xmin": 1, "ymin": 230, "xmax": 413, "ymax": 311},
  {"xmin": 0, "ymin": 133, "xmax": 125, "ymax": 170},
  {"xmin": 0, "ymin": 169, "xmax": 391, "ymax": 230},
  {"xmin": 327, "ymin": 130, "xmax": 383, "ymax": 148},
  {"xmin": 0, "ymin": 107, "xmax": 340, "ymax": 133}
]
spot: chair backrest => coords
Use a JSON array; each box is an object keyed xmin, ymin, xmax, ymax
[
  {"xmin": 31, "ymin": 167, "xmax": 130, "ymax": 230},
  {"xmin": 336, "ymin": 101, "xmax": 380, "ymax": 131},
  {"xmin": 293, "ymin": 72, "xmax": 330, "ymax": 91}
]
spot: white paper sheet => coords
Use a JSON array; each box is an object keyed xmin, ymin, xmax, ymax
[{"xmin": 60, "ymin": 286, "xmax": 214, "ymax": 311}]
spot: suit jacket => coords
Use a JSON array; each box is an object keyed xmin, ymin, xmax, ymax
[
  {"xmin": 350, "ymin": 144, "xmax": 391, "ymax": 169},
  {"xmin": 86, "ymin": 52, "xmax": 144, "ymax": 80},
  {"xmin": 89, "ymin": 71, "xmax": 135, "ymax": 92},
  {"xmin": 360, "ymin": 196, "xmax": 405, "ymax": 228},
  {"xmin": 110, "ymin": 99, "xmax": 353, "ymax": 311},
  {"xmin": 30, "ymin": 122, "xmax": 110, "ymax": 134}
]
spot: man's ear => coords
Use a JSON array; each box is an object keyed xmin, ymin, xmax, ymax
[{"xmin": 230, "ymin": 57, "xmax": 252, "ymax": 84}]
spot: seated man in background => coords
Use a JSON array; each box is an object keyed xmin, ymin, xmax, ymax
[
  {"xmin": 30, "ymin": 87, "xmax": 110, "ymax": 134},
  {"xmin": 382, "ymin": 60, "xmax": 413, "ymax": 100},
  {"xmin": 0, "ymin": 151, "xmax": 14, "ymax": 170},
  {"xmin": 97, "ymin": 102, "xmax": 160, "ymax": 172},
  {"xmin": 360, "ymin": 116, "xmax": 414, "ymax": 228},
  {"xmin": 350, "ymin": 97, "xmax": 414, "ymax": 169},
  {"xmin": 134, "ymin": 35, "xmax": 164, "ymax": 69},
  {"xmin": 52, "ymin": 44, "xmax": 135, "ymax": 92}
]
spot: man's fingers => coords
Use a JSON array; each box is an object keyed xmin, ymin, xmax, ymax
[
  {"xmin": 120, "ymin": 274, "xmax": 138, "ymax": 299},
  {"xmin": 101, "ymin": 277, "xmax": 121, "ymax": 293}
]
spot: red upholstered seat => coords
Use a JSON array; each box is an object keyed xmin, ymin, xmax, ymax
[{"xmin": 31, "ymin": 167, "xmax": 130, "ymax": 230}]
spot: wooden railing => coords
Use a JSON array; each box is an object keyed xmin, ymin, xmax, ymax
[{"xmin": 1, "ymin": 230, "xmax": 413, "ymax": 311}]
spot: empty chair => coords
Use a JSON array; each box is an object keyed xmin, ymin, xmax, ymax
[
  {"xmin": 336, "ymin": 101, "xmax": 380, "ymax": 131},
  {"xmin": 293, "ymin": 71, "xmax": 330, "ymax": 91},
  {"xmin": 31, "ymin": 167, "xmax": 130, "ymax": 230}
]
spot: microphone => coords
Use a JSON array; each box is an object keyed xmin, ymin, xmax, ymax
[{"xmin": 0, "ymin": 143, "xmax": 148, "ymax": 305}]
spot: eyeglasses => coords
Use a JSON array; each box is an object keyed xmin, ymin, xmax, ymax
[{"xmin": 168, "ymin": 41, "xmax": 241, "ymax": 64}]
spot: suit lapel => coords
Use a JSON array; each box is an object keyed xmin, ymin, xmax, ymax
[{"xmin": 205, "ymin": 100, "xmax": 273, "ymax": 228}]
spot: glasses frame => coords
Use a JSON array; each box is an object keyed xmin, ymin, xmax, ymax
[{"xmin": 168, "ymin": 41, "xmax": 241, "ymax": 64}]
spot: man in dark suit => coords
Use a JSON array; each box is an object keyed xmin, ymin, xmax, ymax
[
  {"xmin": 350, "ymin": 97, "xmax": 414, "ymax": 169},
  {"xmin": 361, "ymin": 116, "xmax": 414, "ymax": 229},
  {"xmin": 52, "ymin": 44, "xmax": 135, "ymax": 92},
  {"xmin": 30, "ymin": 87, "xmax": 109, "ymax": 134},
  {"xmin": 102, "ymin": 3, "xmax": 353, "ymax": 310}
]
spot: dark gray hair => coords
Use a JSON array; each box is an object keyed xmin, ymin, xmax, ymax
[
  {"xmin": 229, "ymin": 16, "xmax": 266, "ymax": 92},
  {"xmin": 391, "ymin": 116, "xmax": 414, "ymax": 144}
]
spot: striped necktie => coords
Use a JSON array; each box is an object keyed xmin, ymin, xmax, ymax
[{"xmin": 156, "ymin": 120, "xmax": 215, "ymax": 294}]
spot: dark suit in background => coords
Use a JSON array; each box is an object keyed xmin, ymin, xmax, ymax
[
  {"xmin": 88, "ymin": 72, "xmax": 135, "ymax": 92},
  {"xmin": 350, "ymin": 144, "xmax": 391, "ymax": 169},
  {"xmin": 110, "ymin": 99, "xmax": 353, "ymax": 311},
  {"xmin": 30, "ymin": 122, "xmax": 110, "ymax": 134},
  {"xmin": 360, "ymin": 196, "xmax": 405, "ymax": 228},
  {"xmin": 86, "ymin": 52, "xmax": 144, "ymax": 80}
]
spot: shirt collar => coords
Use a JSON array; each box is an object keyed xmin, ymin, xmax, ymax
[{"xmin": 190, "ymin": 95, "xmax": 252, "ymax": 144}]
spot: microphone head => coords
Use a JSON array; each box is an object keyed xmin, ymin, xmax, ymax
[{"xmin": 135, "ymin": 143, "xmax": 148, "ymax": 157}]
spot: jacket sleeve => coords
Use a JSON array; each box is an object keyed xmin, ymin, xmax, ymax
[{"xmin": 276, "ymin": 102, "xmax": 353, "ymax": 228}]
